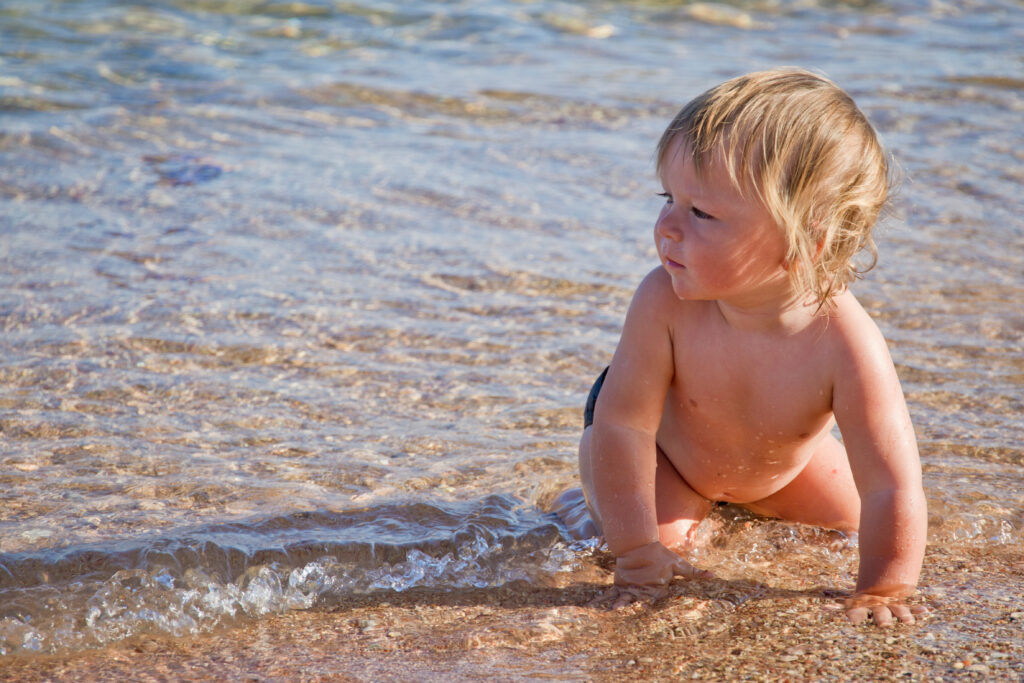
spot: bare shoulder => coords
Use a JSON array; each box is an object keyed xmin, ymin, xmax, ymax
[
  {"xmin": 629, "ymin": 267, "xmax": 707, "ymax": 325},
  {"xmin": 632, "ymin": 267, "xmax": 682, "ymax": 309},
  {"xmin": 616, "ymin": 267, "xmax": 684, "ymax": 357},
  {"xmin": 823, "ymin": 290, "xmax": 909, "ymax": 421},
  {"xmin": 821, "ymin": 290, "xmax": 894, "ymax": 369}
]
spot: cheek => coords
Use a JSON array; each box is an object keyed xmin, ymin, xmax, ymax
[
  {"xmin": 751, "ymin": 219, "xmax": 788, "ymax": 255},
  {"xmin": 694, "ymin": 237, "xmax": 752, "ymax": 282}
]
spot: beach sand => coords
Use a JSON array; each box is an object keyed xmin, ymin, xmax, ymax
[{"xmin": 3, "ymin": 545, "xmax": 1021, "ymax": 682}]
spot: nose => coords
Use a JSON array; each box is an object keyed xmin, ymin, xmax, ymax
[{"xmin": 655, "ymin": 205, "xmax": 684, "ymax": 242}]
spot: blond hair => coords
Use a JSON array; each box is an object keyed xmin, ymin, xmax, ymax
[{"xmin": 656, "ymin": 67, "xmax": 892, "ymax": 307}]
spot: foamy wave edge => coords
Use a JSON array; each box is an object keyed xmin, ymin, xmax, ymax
[{"xmin": 0, "ymin": 495, "xmax": 576, "ymax": 655}]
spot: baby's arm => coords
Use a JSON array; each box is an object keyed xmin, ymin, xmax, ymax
[
  {"xmin": 833, "ymin": 316, "xmax": 928, "ymax": 626},
  {"xmin": 590, "ymin": 271, "xmax": 692, "ymax": 585}
]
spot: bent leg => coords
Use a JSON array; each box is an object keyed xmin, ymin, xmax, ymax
[
  {"xmin": 577, "ymin": 426, "xmax": 713, "ymax": 549},
  {"xmin": 743, "ymin": 435, "xmax": 860, "ymax": 532},
  {"xmin": 653, "ymin": 445, "xmax": 715, "ymax": 549}
]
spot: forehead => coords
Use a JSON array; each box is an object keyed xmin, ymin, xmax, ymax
[{"xmin": 659, "ymin": 137, "xmax": 753, "ymax": 201}]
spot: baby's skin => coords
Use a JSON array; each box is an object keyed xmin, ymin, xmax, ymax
[{"xmin": 572, "ymin": 140, "xmax": 928, "ymax": 627}]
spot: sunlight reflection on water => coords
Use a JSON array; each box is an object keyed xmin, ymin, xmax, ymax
[{"xmin": 1, "ymin": 0, "xmax": 1022, "ymax": 656}]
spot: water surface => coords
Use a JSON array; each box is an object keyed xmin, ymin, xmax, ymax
[{"xmin": 1, "ymin": 0, "xmax": 1022, "ymax": 657}]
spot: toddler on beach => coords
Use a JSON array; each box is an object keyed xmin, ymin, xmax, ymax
[{"xmin": 561, "ymin": 68, "xmax": 927, "ymax": 627}]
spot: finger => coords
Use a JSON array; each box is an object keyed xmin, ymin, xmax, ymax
[
  {"xmin": 586, "ymin": 586, "xmax": 643, "ymax": 610},
  {"xmin": 889, "ymin": 603, "xmax": 915, "ymax": 624},
  {"xmin": 845, "ymin": 606, "xmax": 870, "ymax": 625},
  {"xmin": 586, "ymin": 587, "xmax": 620, "ymax": 609},
  {"xmin": 671, "ymin": 561, "xmax": 711, "ymax": 579},
  {"xmin": 872, "ymin": 605, "xmax": 894, "ymax": 628},
  {"xmin": 612, "ymin": 591, "xmax": 637, "ymax": 610},
  {"xmin": 617, "ymin": 585, "xmax": 668, "ymax": 609}
]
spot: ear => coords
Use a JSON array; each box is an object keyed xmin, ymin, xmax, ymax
[
  {"xmin": 781, "ymin": 237, "xmax": 823, "ymax": 272},
  {"xmin": 810, "ymin": 219, "xmax": 826, "ymax": 262},
  {"xmin": 814, "ymin": 238, "xmax": 826, "ymax": 260}
]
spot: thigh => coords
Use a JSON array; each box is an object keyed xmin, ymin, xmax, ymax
[
  {"xmin": 654, "ymin": 446, "xmax": 714, "ymax": 548},
  {"xmin": 743, "ymin": 435, "xmax": 861, "ymax": 532}
]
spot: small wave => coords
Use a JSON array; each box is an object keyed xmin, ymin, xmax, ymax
[{"xmin": 0, "ymin": 495, "xmax": 572, "ymax": 655}]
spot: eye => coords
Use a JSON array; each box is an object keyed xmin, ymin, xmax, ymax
[
  {"xmin": 657, "ymin": 192, "xmax": 673, "ymax": 204},
  {"xmin": 691, "ymin": 206, "xmax": 715, "ymax": 220}
]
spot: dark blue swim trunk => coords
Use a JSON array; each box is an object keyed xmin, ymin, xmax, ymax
[{"xmin": 583, "ymin": 366, "xmax": 609, "ymax": 429}]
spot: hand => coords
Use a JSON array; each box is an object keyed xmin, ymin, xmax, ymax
[
  {"xmin": 844, "ymin": 585, "xmax": 928, "ymax": 627},
  {"xmin": 590, "ymin": 541, "xmax": 710, "ymax": 609},
  {"xmin": 615, "ymin": 540, "xmax": 709, "ymax": 586}
]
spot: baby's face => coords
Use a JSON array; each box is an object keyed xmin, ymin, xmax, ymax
[{"xmin": 654, "ymin": 140, "xmax": 790, "ymax": 305}]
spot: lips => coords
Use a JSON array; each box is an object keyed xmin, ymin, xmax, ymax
[
  {"xmin": 663, "ymin": 256, "xmax": 685, "ymax": 270},
  {"xmin": 659, "ymin": 239, "xmax": 684, "ymax": 269}
]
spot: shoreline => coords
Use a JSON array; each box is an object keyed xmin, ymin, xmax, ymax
[{"xmin": 3, "ymin": 546, "xmax": 1021, "ymax": 682}]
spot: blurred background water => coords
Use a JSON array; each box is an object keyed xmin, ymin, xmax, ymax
[{"xmin": 1, "ymin": 0, "xmax": 1021, "ymax": 656}]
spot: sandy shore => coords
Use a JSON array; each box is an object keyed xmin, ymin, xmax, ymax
[{"xmin": 3, "ymin": 545, "xmax": 1021, "ymax": 682}]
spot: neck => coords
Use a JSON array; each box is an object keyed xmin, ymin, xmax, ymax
[{"xmin": 714, "ymin": 288, "xmax": 819, "ymax": 334}]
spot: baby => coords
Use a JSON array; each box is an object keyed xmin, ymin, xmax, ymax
[{"xmin": 569, "ymin": 68, "xmax": 927, "ymax": 627}]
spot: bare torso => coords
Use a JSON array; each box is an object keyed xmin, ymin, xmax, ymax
[{"xmin": 655, "ymin": 295, "xmax": 844, "ymax": 503}]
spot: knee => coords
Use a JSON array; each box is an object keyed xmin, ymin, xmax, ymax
[
  {"xmin": 576, "ymin": 427, "xmax": 604, "ymax": 531},
  {"xmin": 577, "ymin": 427, "xmax": 593, "ymax": 476}
]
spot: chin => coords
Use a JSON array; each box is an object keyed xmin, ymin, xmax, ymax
[{"xmin": 668, "ymin": 278, "xmax": 697, "ymax": 301}]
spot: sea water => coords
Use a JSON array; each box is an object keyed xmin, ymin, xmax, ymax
[{"xmin": 1, "ymin": 0, "xmax": 1022, "ymax": 655}]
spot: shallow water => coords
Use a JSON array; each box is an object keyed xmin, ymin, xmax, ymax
[{"xmin": 1, "ymin": 0, "xmax": 1022, "ymax": 657}]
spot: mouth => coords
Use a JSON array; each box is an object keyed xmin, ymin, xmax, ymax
[{"xmin": 663, "ymin": 256, "xmax": 685, "ymax": 270}]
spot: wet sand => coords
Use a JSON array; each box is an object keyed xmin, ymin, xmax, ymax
[{"xmin": 4, "ymin": 545, "xmax": 1021, "ymax": 682}]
